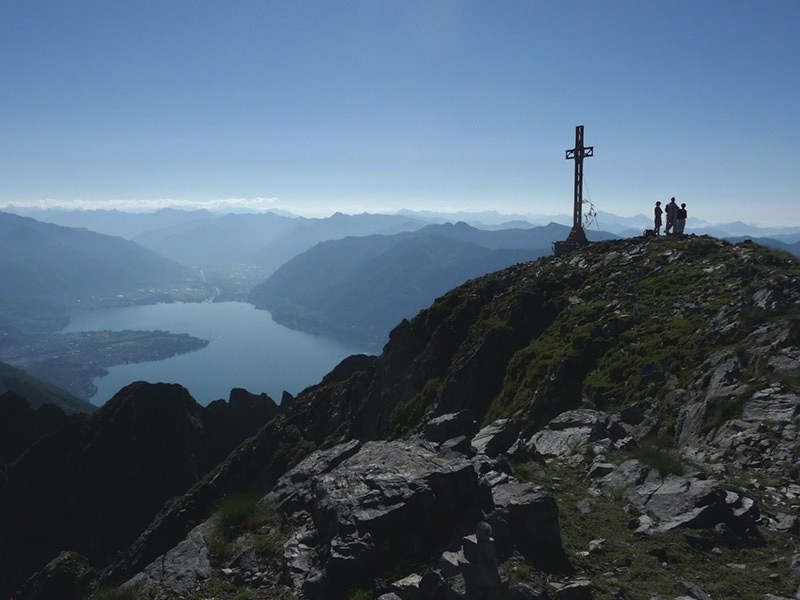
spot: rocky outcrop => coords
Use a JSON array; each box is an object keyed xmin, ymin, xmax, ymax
[
  {"xmin": 270, "ymin": 439, "xmax": 482, "ymax": 597},
  {"xmin": 12, "ymin": 552, "xmax": 96, "ymax": 600},
  {"xmin": 119, "ymin": 415, "xmax": 568, "ymax": 600}
]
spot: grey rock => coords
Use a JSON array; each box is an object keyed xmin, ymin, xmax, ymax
[
  {"xmin": 473, "ymin": 418, "xmax": 521, "ymax": 458},
  {"xmin": 553, "ymin": 578, "xmax": 593, "ymax": 599},
  {"xmin": 488, "ymin": 480, "xmax": 567, "ymax": 571},
  {"xmin": 510, "ymin": 582, "xmax": 550, "ymax": 599},
  {"xmin": 528, "ymin": 409, "xmax": 626, "ymax": 458},
  {"xmin": 629, "ymin": 514, "xmax": 655, "ymax": 534},
  {"xmin": 599, "ymin": 459, "xmax": 650, "ymax": 493},
  {"xmin": 441, "ymin": 434, "xmax": 473, "ymax": 456},
  {"xmin": 588, "ymin": 460, "xmax": 616, "ymax": 478},
  {"xmin": 438, "ymin": 551, "xmax": 462, "ymax": 578},
  {"xmin": 674, "ymin": 580, "xmax": 711, "ymax": 600},
  {"xmin": 588, "ymin": 538, "xmax": 606, "ymax": 554},
  {"xmin": 741, "ymin": 388, "xmax": 799, "ymax": 423},
  {"xmin": 423, "ymin": 410, "xmax": 479, "ymax": 444},
  {"xmin": 125, "ymin": 525, "xmax": 212, "ymax": 593},
  {"xmin": 389, "ymin": 573, "xmax": 422, "ymax": 600},
  {"xmin": 268, "ymin": 439, "xmax": 482, "ymax": 597}
]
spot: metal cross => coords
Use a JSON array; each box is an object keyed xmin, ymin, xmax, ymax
[{"xmin": 564, "ymin": 125, "xmax": 593, "ymax": 243}]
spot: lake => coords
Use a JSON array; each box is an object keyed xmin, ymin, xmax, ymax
[{"xmin": 61, "ymin": 301, "xmax": 370, "ymax": 406}]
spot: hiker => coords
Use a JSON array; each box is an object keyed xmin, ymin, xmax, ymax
[
  {"xmin": 664, "ymin": 197, "xmax": 678, "ymax": 235},
  {"xmin": 676, "ymin": 202, "xmax": 687, "ymax": 235},
  {"xmin": 654, "ymin": 201, "xmax": 663, "ymax": 235}
]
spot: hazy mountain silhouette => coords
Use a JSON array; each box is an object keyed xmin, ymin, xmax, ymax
[
  {"xmin": 250, "ymin": 222, "xmax": 617, "ymax": 347},
  {"xmin": 0, "ymin": 212, "xmax": 190, "ymax": 302},
  {"xmin": 2, "ymin": 207, "xmax": 218, "ymax": 239},
  {"xmin": 128, "ymin": 211, "xmax": 428, "ymax": 272},
  {"xmin": 721, "ymin": 235, "xmax": 800, "ymax": 258},
  {"xmin": 133, "ymin": 211, "xmax": 301, "ymax": 266}
]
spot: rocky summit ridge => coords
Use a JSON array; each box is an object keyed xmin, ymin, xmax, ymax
[{"xmin": 9, "ymin": 234, "xmax": 800, "ymax": 600}]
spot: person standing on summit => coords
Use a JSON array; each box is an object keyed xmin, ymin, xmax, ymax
[
  {"xmin": 664, "ymin": 197, "xmax": 679, "ymax": 235},
  {"xmin": 676, "ymin": 202, "xmax": 688, "ymax": 235},
  {"xmin": 654, "ymin": 201, "xmax": 663, "ymax": 235}
]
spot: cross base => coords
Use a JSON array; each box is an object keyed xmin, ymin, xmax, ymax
[{"xmin": 553, "ymin": 225, "xmax": 589, "ymax": 256}]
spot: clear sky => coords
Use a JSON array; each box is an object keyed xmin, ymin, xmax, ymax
[{"xmin": 1, "ymin": 1, "xmax": 798, "ymax": 226}]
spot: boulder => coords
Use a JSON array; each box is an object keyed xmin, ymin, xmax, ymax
[
  {"xmin": 124, "ymin": 524, "xmax": 212, "ymax": 593},
  {"xmin": 603, "ymin": 469, "xmax": 762, "ymax": 541},
  {"xmin": 487, "ymin": 481, "xmax": 568, "ymax": 571},
  {"xmin": 267, "ymin": 439, "xmax": 481, "ymax": 597},
  {"xmin": 528, "ymin": 409, "xmax": 627, "ymax": 458},
  {"xmin": 473, "ymin": 419, "xmax": 521, "ymax": 458}
]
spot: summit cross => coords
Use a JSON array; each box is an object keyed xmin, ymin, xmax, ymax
[{"xmin": 564, "ymin": 124, "xmax": 593, "ymax": 244}]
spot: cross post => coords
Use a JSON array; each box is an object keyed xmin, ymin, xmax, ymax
[{"xmin": 554, "ymin": 125, "xmax": 593, "ymax": 255}]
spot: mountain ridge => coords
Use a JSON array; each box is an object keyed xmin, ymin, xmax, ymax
[
  {"xmin": 4, "ymin": 234, "xmax": 800, "ymax": 599},
  {"xmin": 250, "ymin": 221, "xmax": 616, "ymax": 348}
]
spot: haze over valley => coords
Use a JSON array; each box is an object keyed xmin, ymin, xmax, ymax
[{"xmin": 3, "ymin": 205, "xmax": 800, "ymax": 410}]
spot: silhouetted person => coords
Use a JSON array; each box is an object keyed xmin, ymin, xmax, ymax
[
  {"xmin": 676, "ymin": 202, "xmax": 687, "ymax": 235},
  {"xmin": 654, "ymin": 201, "xmax": 663, "ymax": 235},
  {"xmin": 664, "ymin": 197, "xmax": 678, "ymax": 235}
]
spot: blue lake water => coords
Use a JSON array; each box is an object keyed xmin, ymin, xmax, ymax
[{"xmin": 61, "ymin": 301, "xmax": 370, "ymax": 406}]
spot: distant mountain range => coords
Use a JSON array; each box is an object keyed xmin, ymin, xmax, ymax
[
  {"xmin": 4, "ymin": 206, "xmax": 430, "ymax": 273},
  {"xmin": 0, "ymin": 211, "xmax": 193, "ymax": 333},
  {"xmin": 250, "ymin": 222, "xmax": 616, "ymax": 348},
  {"xmin": 3, "ymin": 206, "xmax": 798, "ymax": 351},
  {"xmin": 10, "ymin": 205, "xmax": 800, "ymax": 243}
]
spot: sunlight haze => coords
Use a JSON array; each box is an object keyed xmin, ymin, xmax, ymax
[{"xmin": 2, "ymin": 1, "xmax": 798, "ymax": 226}]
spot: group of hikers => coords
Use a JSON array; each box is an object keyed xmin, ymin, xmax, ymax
[{"xmin": 653, "ymin": 197, "xmax": 687, "ymax": 236}]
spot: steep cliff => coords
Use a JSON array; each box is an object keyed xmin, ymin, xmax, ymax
[{"xmin": 0, "ymin": 383, "xmax": 278, "ymax": 599}]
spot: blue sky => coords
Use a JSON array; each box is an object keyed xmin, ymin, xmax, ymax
[{"xmin": 1, "ymin": 1, "xmax": 798, "ymax": 225}]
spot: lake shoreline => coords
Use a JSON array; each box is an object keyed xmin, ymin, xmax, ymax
[{"xmin": 57, "ymin": 301, "xmax": 369, "ymax": 406}]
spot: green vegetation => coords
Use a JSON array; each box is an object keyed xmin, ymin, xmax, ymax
[
  {"xmin": 389, "ymin": 377, "xmax": 442, "ymax": 439},
  {"xmin": 208, "ymin": 492, "xmax": 286, "ymax": 565},
  {"xmin": 701, "ymin": 394, "xmax": 748, "ymax": 434},
  {"xmin": 628, "ymin": 436, "xmax": 683, "ymax": 477},
  {"xmin": 345, "ymin": 587, "xmax": 374, "ymax": 600},
  {"xmin": 540, "ymin": 460, "xmax": 799, "ymax": 599},
  {"xmin": 472, "ymin": 236, "xmax": 800, "ymax": 436},
  {"xmin": 90, "ymin": 587, "xmax": 138, "ymax": 600}
]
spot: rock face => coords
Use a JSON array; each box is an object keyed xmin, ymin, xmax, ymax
[
  {"xmin": 11, "ymin": 551, "xmax": 96, "ymax": 600},
  {"xmin": 271, "ymin": 439, "xmax": 482, "ymax": 596},
  {"xmin": 9, "ymin": 235, "xmax": 800, "ymax": 599},
  {"xmin": 1, "ymin": 382, "xmax": 278, "ymax": 598},
  {"xmin": 0, "ymin": 391, "xmax": 77, "ymax": 463},
  {"xmin": 121, "ymin": 417, "xmax": 567, "ymax": 600}
]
